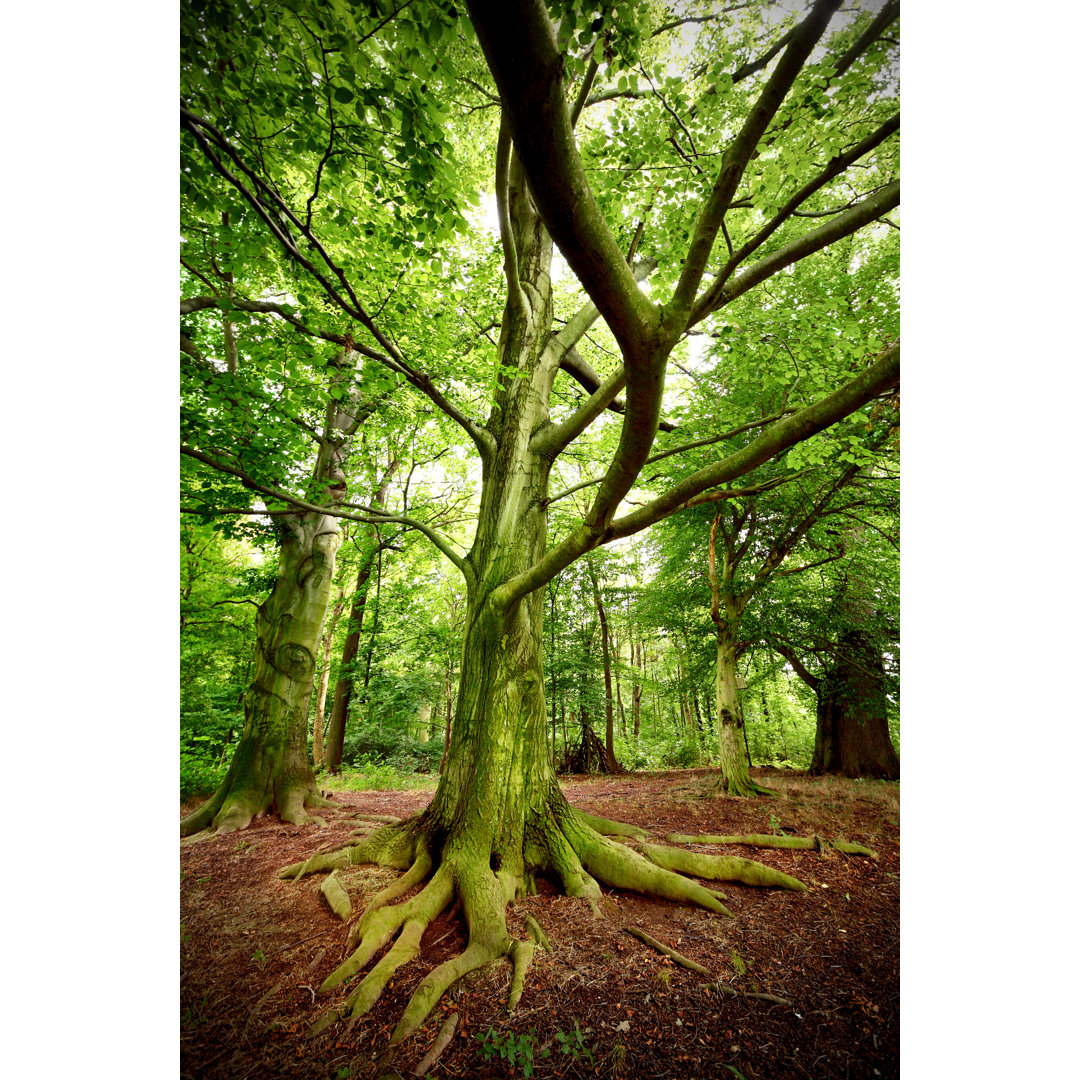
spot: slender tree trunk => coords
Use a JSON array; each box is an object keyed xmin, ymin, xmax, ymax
[
  {"xmin": 708, "ymin": 510, "xmax": 760, "ymax": 797},
  {"xmin": 364, "ymin": 543, "xmax": 383, "ymax": 704},
  {"xmin": 632, "ymin": 638, "xmax": 642, "ymax": 738},
  {"xmin": 324, "ymin": 551, "xmax": 378, "ymax": 771},
  {"xmin": 589, "ymin": 565, "xmax": 617, "ymax": 770},
  {"xmin": 311, "ymin": 592, "xmax": 346, "ymax": 768}
]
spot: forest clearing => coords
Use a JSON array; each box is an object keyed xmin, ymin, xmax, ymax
[{"xmin": 181, "ymin": 768, "xmax": 898, "ymax": 1079}]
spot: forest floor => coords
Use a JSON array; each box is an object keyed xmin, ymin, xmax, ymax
[{"xmin": 180, "ymin": 768, "xmax": 899, "ymax": 1080}]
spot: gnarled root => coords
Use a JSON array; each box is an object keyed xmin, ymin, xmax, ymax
[
  {"xmin": 637, "ymin": 842, "xmax": 807, "ymax": 892},
  {"xmin": 276, "ymin": 804, "xmax": 814, "ymax": 1056},
  {"xmin": 181, "ymin": 773, "xmax": 343, "ymax": 837},
  {"xmin": 666, "ymin": 832, "xmax": 878, "ymax": 859},
  {"xmin": 279, "ymin": 822, "xmax": 418, "ymax": 881}
]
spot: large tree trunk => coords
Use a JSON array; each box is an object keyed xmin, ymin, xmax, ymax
[
  {"xmin": 811, "ymin": 629, "xmax": 899, "ymax": 778},
  {"xmin": 181, "ymin": 511, "xmax": 342, "ymax": 834}
]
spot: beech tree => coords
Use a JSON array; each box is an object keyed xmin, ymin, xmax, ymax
[{"xmin": 180, "ymin": 0, "xmax": 899, "ymax": 1048}]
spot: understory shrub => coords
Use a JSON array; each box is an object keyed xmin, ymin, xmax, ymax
[{"xmin": 180, "ymin": 747, "xmax": 230, "ymax": 800}]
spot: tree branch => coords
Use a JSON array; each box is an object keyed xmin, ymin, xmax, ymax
[
  {"xmin": 495, "ymin": 342, "xmax": 898, "ymax": 609},
  {"xmin": 669, "ymin": 0, "xmax": 843, "ymax": 316},
  {"xmin": 691, "ymin": 179, "xmax": 899, "ymax": 325},
  {"xmin": 180, "ymin": 445, "xmax": 471, "ymax": 582}
]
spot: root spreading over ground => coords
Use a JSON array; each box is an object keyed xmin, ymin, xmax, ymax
[
  {"xmin": 180, "ymin": 770, "xmax": 899, "ymax": 1080},
  {"xmin": 273, "ymin": 803, "xmax": 824, "ymax": 1062}
]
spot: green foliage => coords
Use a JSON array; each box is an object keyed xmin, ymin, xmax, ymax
[
  {"xmin": 475, "ymin": 1026, "xmax": 549, "ymax": 1078},
  {"xmin": 180, "ymin": 748, "xmax": 231, "ymax": 801},
  {"xmin": 554, "ymin": 1021, "xmax": 595, "ymax": 1065},
  {"xmin": 322, "ymin": 755, "xmax": 437, "ymax": 793}
]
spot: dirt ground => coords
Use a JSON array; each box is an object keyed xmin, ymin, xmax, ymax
[{"xmin": 180, "ymin": 768, "xmax": 899, "ymax": 1080}]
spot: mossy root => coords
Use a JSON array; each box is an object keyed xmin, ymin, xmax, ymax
[
  {"xmin": 574, "ymin": 810, "xmax": 650, "ymax": 841},
  {"xmin": 639, "ymin": 842, "xmax": 806, "ymax": 892},
  {"xmin": 573, "ymin": 831, "xmax": 735, "ymax": 917},
  {"xmin": 279, "ymin": 824, "xmax": 418, "ymax": 881},
  {"xmin": 320, "ymin": 871, "xmax": 353, "ymax": 922},
  {"xmin": 322, "ymin": 869, "xmax": 453, "ymax": 994},
  {"xmin": 665, "ymin": 833, "xmax": 878, "ymax": 859}
]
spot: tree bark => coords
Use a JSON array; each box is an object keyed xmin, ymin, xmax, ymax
[
  {"xmin": 181, "ymin": 510, "xmax": 343, "ymax": 833},
  {"xmin": 311, "ymin": 592, "xmax": 345, "ymax": 768},
  {"xmin": 588, "ymin": 562, "xmax": 617, "ymax": 770},
  {"xmin": 324, "ymin": 551, "xmax": 377, "ymax": 772},
  {"xmin": 811, "ymin": 629, "xmax": 899, "ymax": 778}
]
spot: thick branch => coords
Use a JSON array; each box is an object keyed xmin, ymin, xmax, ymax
[
  {"xmin": 466, "ymin": 0, "xmax": 657, "ymax": 359},
  {"xmin": 495, "ymin": 343, "xmax": 898, "ymax": 608}
]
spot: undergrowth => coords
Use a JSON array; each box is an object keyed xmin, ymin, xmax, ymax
[{"xmin": 319, "ymin": 754, "xmax": 437, "ymax": 793}]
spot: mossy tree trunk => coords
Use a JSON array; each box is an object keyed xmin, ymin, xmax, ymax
[
  {"xmin": 707, "ymin": 508, "xmax": 766, "ymax": 796},
  {"xmin": 182, "ymin": 353, "xmax": 366, "ymax": 835},
  {"xmin": 181, "ymin": 510, "xmax": 343, "ymax": 834}
]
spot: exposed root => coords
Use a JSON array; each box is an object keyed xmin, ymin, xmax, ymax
[
  {"xmin": 350, "ymin": 812, "xmax": 404, "ymax": 824},
  {"xmin": 506, "ymin": 937, "xmax": 536, "ymax": 1015},
  {"xmin": 322, "ymin": 868, "xmax": 453, "ymax": 996},
  {"xmin": 181, "ymin": 777, "xmax": 340, "ymax": 836},
  {"xmin": 624, "ymin": 925, "xmax": 711, "ymax": 976},
  {"xmin": 638, "ymin": 842, "xmax": 807, "ymax": 892},
  {"xmin": 716, "ymin": 776, "xmax": 777, "ymax": 799},
  {"xmin": 666, "ymin": 832, "xmax": 878, "ymax": 859},
  {"xmin": 273, "ymin": 801, "xmax": 818, "ymax": 1055},
  {"xmin": 389, "ymin": 866, "xmax": 512, "ymax": 1046},
  {"xmin": 412, "ymin": 1012, "xmax": 459, "ymax": 1077},
  {"xmin": 624, "ymin": 928, "xmax": 793, "ymax": 1007},
  {"xmin": 504, "ymin": 912, "xmax": 552, "ymax": 1015},
  {"xmin": 351, "ymin": 850, "xmax": 434, "ymax": 944},
  {"xmin": 574, "ymin": 810, "xmax": 649, "ymax": 841},
  {"xmin": 320, "ymin": 871, "xmax": 352, "ymax": 921},
  {"xmin": 701, "ymin": 979, "xmax": 793, "ymax": 1007},
  {"xmin": 279, "ymin": 822, "xmax": 418, "ymax": 881},
  {"xmin": 523, "ymin": 913, "xmax": 552, "ymax": 952},
  {"xmin": 570, "ymin": 827, "xmax": 734, "ymax": 917},
  {"xmin": 306, "ymin": 1009, "xmax": 340, "ymax": 1038}
]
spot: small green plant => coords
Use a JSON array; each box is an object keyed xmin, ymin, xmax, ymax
[
  {"xmin": 334, "ymin": 1067, "xmax": 350, "ymax": 1079},
  {"xmin": 476, "ymin": 1026, "xmax": 549, "ymax": 1077},
  {"xmin": 252, "ymin": 948, "xmax": 266, "ymax": 963},
  {"xmin": 768, "ymin": 811, "xmax": 781, "ymax": 834},
  {"xmin": 555, "ymin": 1021, "xmax": 594, "ymax": 1065},
  {"xmin": 730, "ymin": 949, "xmax": 748, "ymax": 977},
  {"xmin": 654, "ymin": 966, "xmax": 672, "ymax": 987},
  {"xmin": 611, "ymin": 1041, "xmax": 627, "ymax": 1074}
]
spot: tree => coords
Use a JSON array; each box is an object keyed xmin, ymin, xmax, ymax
[
  {"xmin": 767, "ymin": 514, "xmax": 900, "ymax": 778},
  {"xmin": 181, "ymin": 0, "xmax": 899, "ymax": 1048}
]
